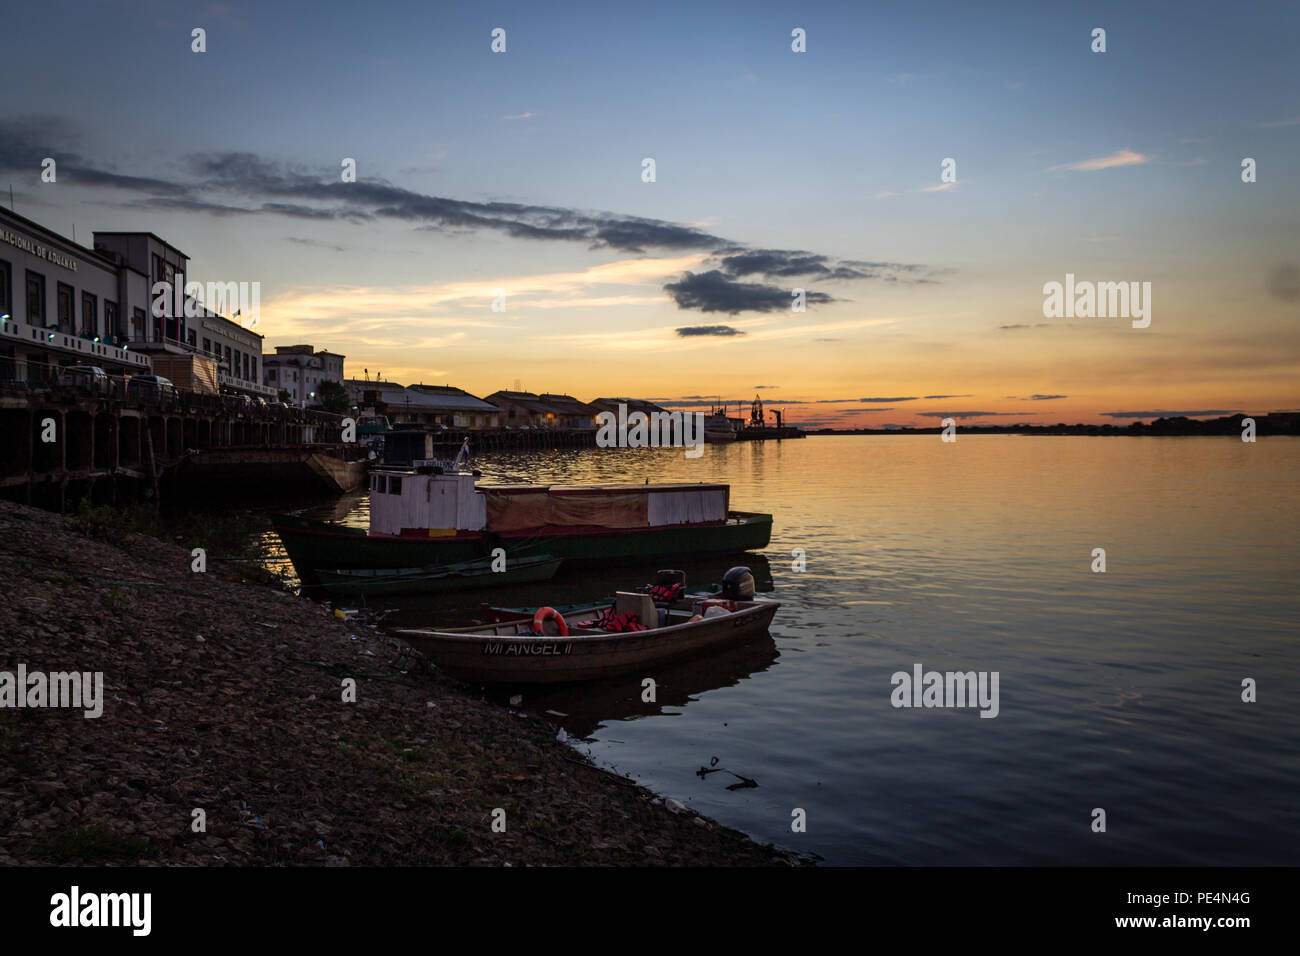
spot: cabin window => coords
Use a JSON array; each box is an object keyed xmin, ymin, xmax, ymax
[{"xmin": 389, "ymin": 477, "xmax": 402, "ymax": 496}]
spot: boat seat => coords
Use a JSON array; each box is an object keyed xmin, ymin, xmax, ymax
[{"xmin": 615, "ymin": 591, "xmax": 658, "ymax": 628}]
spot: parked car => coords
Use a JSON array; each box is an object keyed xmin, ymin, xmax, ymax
[
  {"xmin": 127, "ymin": 374, "xmax": 177, "ymax": 401},
  {"xmin": 57, "ymin": 365, "xmax": 110, "ymax": 394}
]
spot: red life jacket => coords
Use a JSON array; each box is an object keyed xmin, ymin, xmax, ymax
[
  {"xmin": 647, "ymin": 582, "xmax": 683, "ymax": 603},
  {"xmin": 590, "ymin": 606, "xmax": 647, "ymax": 632}
]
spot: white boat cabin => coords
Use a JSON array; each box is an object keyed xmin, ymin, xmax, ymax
[{"xmin": 368, "ymin": 468, "xmax": 731, "ymax": 536}]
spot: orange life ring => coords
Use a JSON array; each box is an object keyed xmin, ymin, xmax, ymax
[{"xmin": 532, "ymin": 606, "xmax": 569, "ymax": 636}]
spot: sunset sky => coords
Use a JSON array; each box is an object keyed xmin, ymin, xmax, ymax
[{"xmin": 3, "ymin": 0, "xmax": 1297, "ymax": 427}]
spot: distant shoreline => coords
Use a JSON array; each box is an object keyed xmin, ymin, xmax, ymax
[{"xmin": 803, "ymin": 412, "xmax": 1299, "ymax": 437}]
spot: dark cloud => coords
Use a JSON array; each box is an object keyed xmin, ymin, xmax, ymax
[
  {"xmin": 1101, "ymin": 409, "xmax": 1241, "ymax": 419},
  {"xmin": 664, "ymin": 270, "xmax": 833, "ymax": 314},
  {"xmin": 998, "ymin": 322, "xmax": 1052, "ymax": 330},
  {"xmin": 860, "ymin": 396, "xmax": 918, "ymax": 403},
  {"xmin": 0, "ymin": 117, "xmax": 189, "ymax": 196},
  {"xmin": 923, "ymin": 394, "xmax": 972, "ymax": 399},
  {"xmin": 754, "ymin": 385, "xmax": 778, "ymax": 389},
  {"xmin": 675, "ymin": 324, "xmax": 746, "ymax": 337},
  {"xmin": 0, "ymin": 119, "xmax": 947, "ymax": 314},
  {"xmin": 288, "ymin": 237, "xmax": 347, "ymax": 252},
  {"xmin": 918, "ymin": 411, "xmax": 1014, "ymax": 419}
]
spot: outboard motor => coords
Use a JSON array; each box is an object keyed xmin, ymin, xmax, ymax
[
  {"xmin": 721, "ymin": 566, "xmax": 756, "ymax": 601},
  {"xmin": 654, "ymin": 569, "xmax": 686, "ymax": 589}
]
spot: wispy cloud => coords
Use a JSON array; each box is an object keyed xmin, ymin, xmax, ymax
[
  {"xmin": 918, "ymin": 410, "xmax": 1015, "ymax": 419},
  {"xmin": 1049, "ymin": 149, "xmax": 1151, "ymax": 172},
  {"xmin": 503, "ymin": 112, "xmax": 537, "ymax": 121},
  {"xmin": 676, "ymin": 325, "xmax": 745, "ymax": 337},
  {"xmin": 1261, "ymin": 116, "xmax": 1300, "ymax": 127}
]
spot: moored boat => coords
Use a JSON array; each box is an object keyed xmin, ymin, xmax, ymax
[
  {"xmin": 311, "ymin": 553, "xmax": 563, "ymax": 596},
  {"xmin": 270, "ymin": 443, "xmax": 772, "ymax": 584},
  {"xmin": 392, "ymin": 567, "xmax": 778, "ymax": 684}
]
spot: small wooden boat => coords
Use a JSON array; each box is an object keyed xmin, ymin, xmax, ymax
[
  {"xmin": 313, "ymin": 554, "xmax": 562, "ymax": 596},
  {"xmin": 393, "ymin": 595, "xmax": 779, "ymax": 684}
]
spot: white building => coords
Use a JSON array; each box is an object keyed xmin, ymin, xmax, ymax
[
  {"xmin": 93, "ymin": 230, "xmax": 270, "ymax": 397},
  {"xmin": 1, "ymin": 207, "xmax": 152, "ymax": 382},
  {"xmin": 263, "ymin": 345, "xmax": 345, "ymax": 406},
  {"xmin": 0, "ymin": 206, "xmax": 270, "ymax": 395}
]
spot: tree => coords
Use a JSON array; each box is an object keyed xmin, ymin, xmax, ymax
[
  {"xmin": 277, "ymin": 389, "xmax": 292, "ymax": 404},
  {"xmin": 314, "ymin": 380, "xmax": 350, "ymax": 414}
]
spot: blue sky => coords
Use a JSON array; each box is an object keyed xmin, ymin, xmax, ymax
[{"xmin": 3, "ymin": 0, "xmax": 1297, "ymax": 425}]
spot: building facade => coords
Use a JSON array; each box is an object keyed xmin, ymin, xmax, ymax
[
  {"xmin": 262, "ymin": 345, "xmax": 346, "ymax": 406},
  {"xmin": 0, "ymin": 207, "xmax": 270, "ymax": 395},
  {"xmin": 485, "ymin": 391, "xmax": 601, "ymax": 429},
  {"xmin": 93, "ymin": 231, "xmax": 270, "ymax": 397},
  {"xmin": 361, "ymin": 383, "xmax": 502, "ymax": 429},
  {"xmin": 1, "ymin": 207, "xmax": 152, "ymax": 383}
]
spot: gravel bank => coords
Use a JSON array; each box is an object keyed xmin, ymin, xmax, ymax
[{"xmin": 0, "ymin": 500, "xmax": 794, "ymax": 866}]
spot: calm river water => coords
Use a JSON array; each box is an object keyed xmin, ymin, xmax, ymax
[{"xmin": 269, "ymin": 435, "xmax": 1300, "ymax": 865}]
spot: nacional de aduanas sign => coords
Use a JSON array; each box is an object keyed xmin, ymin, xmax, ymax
[{"xmin": 0, "ymin": 228, "xmax": 79, "ymax": 272}]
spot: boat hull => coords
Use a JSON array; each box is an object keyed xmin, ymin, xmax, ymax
[
  {"xmin": 395, "ymin": 599, "xmax": 779, "ymax": 684},
  {"xmin": 271, "ymin": 511, "xmax": 772, "ymax": 584},
  {"xmin": 311, "ymin": 555, "xmax": 562, "ymax": 596}
]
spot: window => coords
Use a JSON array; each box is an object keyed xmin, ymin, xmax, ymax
[
  {"xmin": 0, "ymin": 259, "xmax": 10, "ymax": 317},
  {"xmin": 224, "ymin": 345, "xmax": 232, "ymax": 370},
  {"xmin": 251, "ymin": 357, "xmax": 257, "ymax": 381},
  {"xmin": 187, "ymin": 329, "xmax": 196, "ymax": 347},
  {"xmin": 202, "ymin": 337, "xmax": 211, "ymax": 354},
  {"xmin": 81, "ymin": 292, "xmax": 97, "ymax": 337},
  {"xmin": 57, "ymin": 283, "xmax": 74, "ymax": 333},
  {"xmin": 105, "ymin": 301, "xmax": 120, "ymax": 340},
  {"xmin": 267, "ymin": 368, "xmax": 276, "ymax": 380},
  {"xmin": 132, "ymin": 307, "xmax": 146, "ymax": 340},
  {"xmin": 25, "ymin": 272, "xmax": 44, "ymax": 325},
  {"xmin": 389, "ymin": 477, "xmax": 402, "ymax": 496}
]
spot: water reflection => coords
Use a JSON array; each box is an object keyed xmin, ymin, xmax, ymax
[{"xmin": 488, "ymin": 634, "xmax": 780, "ymax": 739}]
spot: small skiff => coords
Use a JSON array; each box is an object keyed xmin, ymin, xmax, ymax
[{"xmin": 393, "ymin": 596, "xmax": 779, "ymax": 684}]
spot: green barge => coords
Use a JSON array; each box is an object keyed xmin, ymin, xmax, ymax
[{"xmin": 271, "ymin": 467, "xmax": 772, "ymax": 585}]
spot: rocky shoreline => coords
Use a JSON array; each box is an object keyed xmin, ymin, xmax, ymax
[{"xmin": 0, "ymin": 499, "xmax": 794, "ymax": 866}]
